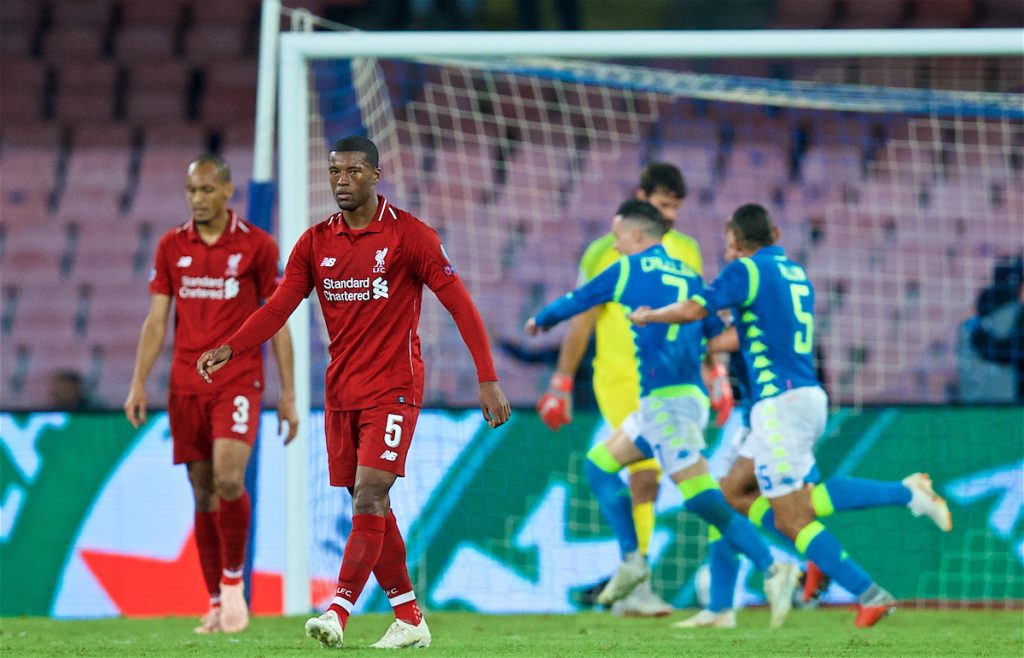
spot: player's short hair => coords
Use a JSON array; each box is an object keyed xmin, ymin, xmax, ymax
[
  {"xmin": 330, "ymin": 135, "xmax": 379, "ymax": 168},
  {"xmin": 616, "ymin": 199, "xmax": 668, "ymax": 238},
  {"xmin": 189, "ymin": 153, "xmax": 231, "ymax": 182},
  {"xmin": 638, "ymin": 162, "xmax": 687, "ymax": 200},
  {"xmin": 727, "ymin": 203, "xmax": 776, "ymax": 250}
]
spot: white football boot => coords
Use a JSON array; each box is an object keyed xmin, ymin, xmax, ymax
[
  {"xmin": 763, "ymin": 562, "xmax": 801, "ymax": 629},
  {"xmin": 305, "ymin": 609, "xmax": 344, "ymax": 649},
  {"xmin": 611, "ymin": 580, "xmax": 673, "ymax": 617},
  {"xmin": 904, "ymin": 473, "xmax": 953, "ymax": 532},
  {"xmin": 370, "ymin": 618, "xmax": 432, "ymax": 649},
  {"xmin": 671, "ymin": 608, "xmax": 737, "ymax": 629},
  {"xmin": 597, "ymin": 552, "xmax": 650, "ymax": 606}
]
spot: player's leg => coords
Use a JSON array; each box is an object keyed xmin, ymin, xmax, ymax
[
  {"xmin": 753, "ymin": 388, "xmax": 895, "ymax": 628},
  {"xmin": 364, "ymin": 406, "xmax": 430, "ymax": 649},
  {"xmin": 208, "ymin": 390, "xmax": 259, "ymax": 634},
  {"xmin": 170, "ymin": 392, "xmax": 222, "ymax": 634},
  {"xmin": 186, "ymin": 459, "xmax": 222, "ymax": 634},
  {"xmin": 676, "ymin": 418, "xmax": 753, "ymax": 629},
  {"xmin": 588, "ymin": 429, "xmax": 650, "ymax": 606},
  {"xmin": 210, "ymin": 437, "xmax": 253, "ymax": 633}
]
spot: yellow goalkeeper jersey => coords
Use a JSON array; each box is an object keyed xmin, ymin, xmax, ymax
[{"xmin": 578, "ymin": 229, "xmax": 703, "ymax": 428}]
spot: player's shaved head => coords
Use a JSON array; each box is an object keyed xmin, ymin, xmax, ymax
[
  {"xmin": 727, "ymin": 203, "xmax": 777, "ymax": 250},
  {"xmin": 188, "ymin": 153, "xmax": 231, "ymax": 183},
  {"xmin": 639, "ymin": 162, "xmax": 686, "ymax": 200},
  {"xmin": 331, "ymin": 135, "xmax": 379, "ymax": 168},
  {"xmin": 616, "ymin": 199, "xmax": 667, "ymax": 239}
]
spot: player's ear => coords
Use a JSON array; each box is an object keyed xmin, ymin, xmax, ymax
[{"xmin": 771, "ymin": 226, "xmax": 781, "ymax": 243}]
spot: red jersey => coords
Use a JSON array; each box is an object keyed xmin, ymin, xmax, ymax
[
  {"xmin": 150, "ymin": 210, "xmax": 280, "ymax": 394},
  {"xmin": 277, "ymin": 196, "xmax": 458, "ymax": 410}
]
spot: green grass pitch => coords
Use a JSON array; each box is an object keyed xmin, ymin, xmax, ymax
[{"xmin": 2, "ymin": 609, "xmax": 1022, "ymax": 657}]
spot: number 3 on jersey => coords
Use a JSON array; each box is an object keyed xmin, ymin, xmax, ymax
[
  {"xmin": 789, "ymin": 284, "xmax": 813, "ymax": 354},
  {"xmin": 384, "ymin": 413, "xmax": 404, "ymax": 447}
]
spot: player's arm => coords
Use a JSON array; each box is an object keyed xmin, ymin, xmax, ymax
[
  {"xmin": 632, "ymin": 259, "xmax": 752, "ymax": 327},
  {"xmin": 199, "ymin": 231, "xmax": 314, "ymax": 382},
  {"xmin": 701, "ymin": 314, "xmax": 736, "ymax": 426},
  {"xmin": 433, "ymin": 279, "xmax": 511, "ymax": 428},
  {"xmin": 524, "ymin": 262, "xmax": 619, "ymax": 335},
  {"xmin": 534, "ymin": 308, "xmax": 597, "ymax": 431},
  {"xmin": 269, "ymin": 326, "xmax": 299, "ymax": 445},
  {"xmin": 124, "ymin": 294, "xmax": 171, "ymax": 428},
  {"xmin": 630, "ymin": 298, "xmax": 708, "ymax": 326},
  {"xmin": 197, "ymin": 284, "xmax": 305, "ymax": 382}
]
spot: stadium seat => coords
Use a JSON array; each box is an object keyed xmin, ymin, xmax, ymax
[
  {"xmin": 200, "ymin": 59, "xmax": 259, "ymax": 125},
  {"xmin": 50, "ymin": 0, "xmax": 117, "ymax": 29},
  {"xmin": 116, "ymin": 24, "xmax": 178, "ymax": 60},
  {"xmin": 772, "ymin": 0, "xmax": 836, "ymax": 28},
  {"xmin": 908, "ymin": 0, "xmax": 977, "ymax": 27},
  {"xmin": 119, "ymin": 0, "xmax": 187, "ymax": 27},
  {"xmin": 835, "ymin": 0, "xmax": 909, "ymax": 28},
  {"xmin": 977, "ymin": 0, "xmax": 1024, "ymax": 25},
  {"xmin": 125, "ymin": 62, "xmax": 192, "ymax": 124},
  {"xmin": 184, "ymin": 24, "xmax": 248, "ymax": 62},
  {"xmin": 54, "ymin": 61, "xmax": 119, "ymax": 126},
  {"xmin": 41, "ymin": 25, "xmax": 105, "ymax": 61}
]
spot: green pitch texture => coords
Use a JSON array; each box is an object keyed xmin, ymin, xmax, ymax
[{"xmin": 3, "ymin": 610, "xmax": 1022, "ymax": 657}]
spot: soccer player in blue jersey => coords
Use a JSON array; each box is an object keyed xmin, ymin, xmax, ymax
[
  {"xmin": 526, "ymin": 200, "xmax": 802, "ymax": 628},
  {"xmin": 674, "ymin": 218, "xmax": 952, "ymax": 629},
  {"xmin": 631, "ymin": 203, "xmax": 947, "ymax": 628}
]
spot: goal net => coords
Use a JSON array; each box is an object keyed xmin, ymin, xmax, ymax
[{"xmin": 279, "ymin": 31, "xmax": 1024, "ymax": 614}]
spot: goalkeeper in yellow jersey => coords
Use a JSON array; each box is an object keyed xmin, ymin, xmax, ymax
[{"xmin": 536, "ymin": 163, "xmax": 732, "ymax": 616}]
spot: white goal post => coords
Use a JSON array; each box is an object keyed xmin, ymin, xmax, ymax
[{"xmin": 273, "ymin": 27, "xmax": 1023, "ymax": 615}]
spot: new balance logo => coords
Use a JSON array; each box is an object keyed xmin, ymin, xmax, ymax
[
  {"xmin": 320, "ymin": 257, "xmax": 336, "ymax": 267},
  {"xmin": 380, "ymin": 450, "xmax": 398, "ymax": 462},
  {"xmin": 177, "ymin": 256, "xmax": 193, "ymax": 267},
  {"xmin": 372, "ymin": 277, "xmax": 389, "ymax": 299}
]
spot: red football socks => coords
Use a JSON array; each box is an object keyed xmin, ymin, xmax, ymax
[
  {"xmin": 373, "ymin": 510, "xmax": 422, "ymax": 626},
  {"xmin": 194, "ymin": 510, "xmax": 222, "ymax": 597},
  {"xmin": 217, "ymin": 492, "xmax": 251, "ymax": 586},
  {"xmin": 328, "ymin": 514, "xmax": 386, "ymax": 628}
]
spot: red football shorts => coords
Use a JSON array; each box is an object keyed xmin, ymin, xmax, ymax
[
  {"xmin": 324, "ymin": 403, "xmax": 421, "ymax": 487},
  {"xmin": 168, "ymin": 389, "xmax": 262, "ymax": 464}
]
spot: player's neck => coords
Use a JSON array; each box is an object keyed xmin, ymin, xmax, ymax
[
  {"xmin": 342, "ymin": 195, "xmax": 379, "ymax": 230},
  {"xmin": 194, "ymin": 211, "xmax": 229, "ymax": 245}
]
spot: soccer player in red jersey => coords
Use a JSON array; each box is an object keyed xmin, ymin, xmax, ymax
[
  {"xmin": 124, "ymin": 154, "xmax": 298, "ymax": 635},
  {"xmin": 196, "ymin": 136, "xmax": 511, "ymax": 649}
]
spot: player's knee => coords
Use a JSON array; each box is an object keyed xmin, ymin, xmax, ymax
[
  {"xmin": 191, "ymin": 485, "xmax": 217, "ymax": 511},
  {"xmin": 351, "ymin": 482, "xmax": 391, "ymax": 516},
  {"xmin": 772, "ymin": 506, "xmax": 815, "ymax": 540},
  {"xmin": 214, "ymin": 473, "xmax": 246, "ymax": 501},
  {"xmin": 628, "ymin": 469, "xmax": 659, "ymax": 503}
]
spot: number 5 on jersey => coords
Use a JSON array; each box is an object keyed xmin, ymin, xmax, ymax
[{"xmin": 384, "ymin": 413, "xmax": 404, "ymax": 447}]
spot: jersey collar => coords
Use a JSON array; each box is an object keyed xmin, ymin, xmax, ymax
[
  {"xmin": 755, "ymin": 245, "xmax": 784, "ymax": 257},
  {"xmin": 182, "ymin": 209, "xmax": 247, "ymax": 244},
  {"xmin": 329, "ymin": 196, "xmax": 394, "ymax": 235}
]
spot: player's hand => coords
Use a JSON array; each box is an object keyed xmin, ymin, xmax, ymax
[
  {"xmin": 479, "ymin": 381, "xmax": 511, "ymax": 428},
  {"xmin": 524, "ymin": 317, "xmax": 545, "ymax": 336},
  {"xmin": 708, "ymin": 363, "xmax": 734, "ymax": 427},
  {"xmin": 196, "ymin": 344, "xmax": 233, "ymax": 383},
  {"xmin": 124, "ymin": 381, "xmax": 147, "ymax": 428},
  {"xmin": 629, "ymin": 306, "xmax": 652, "ymax": 327},
  {"xmin": 536, "ymin": 372, "xmax": 573, "ymax": 431},
  {"xmin": 278, "ymin": 390, "xmax": 299, "ymax": 445}
]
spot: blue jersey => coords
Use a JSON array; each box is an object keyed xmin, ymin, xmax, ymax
[
  {"xmin": 535, "ymin": 244, "xmax": 724, "ymax": 398},
  {"xmin": 697, "ymin": 245, "xmax": 819, "ymax": 403}
]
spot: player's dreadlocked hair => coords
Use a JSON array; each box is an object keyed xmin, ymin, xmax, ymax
[
  {"xmin": 728, "ymin": 203, "xmax": 777, "ymax": 250},
  {"xmin": 331, "ymin": 135, "xmax": 379, "ymax": 168}
]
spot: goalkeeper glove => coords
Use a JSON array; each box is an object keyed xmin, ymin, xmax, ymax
[
  {"xmin": 708, "ymin": 363, "xmax": 734, "ymax": 427},
  {"xmin": 536, "ymin": 372, "xmax": 573, "ymax": 431}
]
